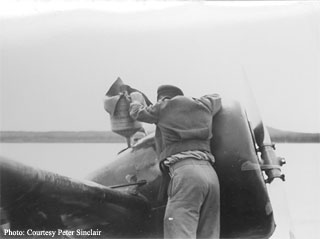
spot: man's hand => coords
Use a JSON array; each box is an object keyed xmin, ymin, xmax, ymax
[{"xmin": 130, "ymin": 92, "xmax": 146, "ymax": 105}]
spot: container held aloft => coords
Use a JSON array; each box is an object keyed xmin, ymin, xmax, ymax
[
  {"xmin": 104, "ymin": 94, "xmax": 142, "ymax": 141},
  {"xmin": 104, "ymin": 77, "xmax": 152, "ymax": 147}
]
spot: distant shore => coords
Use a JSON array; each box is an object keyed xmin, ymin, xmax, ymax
[
  {"xmin": 0, "ymin": 131, "xmax": 124, "ymax": 143},
  {"xmin": 267, "ymin": 127, "xmax": 320, "ymax": 143},
  {"xmin": 0, "ymin": 128, "xmax": 319, "ymax": 143}
]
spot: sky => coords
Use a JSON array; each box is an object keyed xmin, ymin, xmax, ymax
[{"xmin": 0, "ymin": 1, "xmax": 319, "ymax": 133}]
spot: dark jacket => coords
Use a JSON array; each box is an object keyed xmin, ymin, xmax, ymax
[{"xmin": 130, "ymin": 94, "xmax": 222, "ymax": 162}]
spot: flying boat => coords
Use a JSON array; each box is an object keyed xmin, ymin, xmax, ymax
[{"xmin": 0, "ymin": 79, "xmax": 287, "ymax": 239}]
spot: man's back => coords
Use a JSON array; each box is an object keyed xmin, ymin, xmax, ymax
[
  {"xmin": 157, "ymin": 95, "xmax": 219, "ymax": 142},
  {"xmin": 154, "ymin": 94, "xmax": 221, "ymax": 161}
]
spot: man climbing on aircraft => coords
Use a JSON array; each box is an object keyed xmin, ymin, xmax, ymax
[{"xmin": 129, "ymin": 85, "xmax": 221, "ymax": 239}]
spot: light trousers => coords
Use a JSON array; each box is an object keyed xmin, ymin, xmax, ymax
[{"xmin": 164, "ymin": 159, "xmax": 220, "ymax": 239}]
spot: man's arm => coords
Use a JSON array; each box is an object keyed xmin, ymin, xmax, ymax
[
  {"xmin": 200, "ymin": 93, "xmax": 222, "ymax": 116},
  {"xmin": 129, "ymin": 92, "xmax": 160, "ymax": 124}
]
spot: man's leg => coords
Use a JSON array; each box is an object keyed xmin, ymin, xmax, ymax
[
  {"xmin": 163, "ymin": 163, "xmax": 206, "ymax": 239},
  {"xmin": 196, "ymin": 165, "xmax": 220, "ymax": 239}
]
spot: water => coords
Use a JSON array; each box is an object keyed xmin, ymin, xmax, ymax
[
  {"xmin": 1, "ymin": 143, "xmax": 319, "ymax": 239},
  {"xmin": 271, "ymin": 144, "xmax": 320, "ymax": 239},
  {"xmin": 0, "ymin": 143, "xmax": 126, "ymax": 179}
]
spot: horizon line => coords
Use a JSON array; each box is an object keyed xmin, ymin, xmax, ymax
[{"xmin": 1, "ymin": 129, "xmax": 319, "ymax": 144}]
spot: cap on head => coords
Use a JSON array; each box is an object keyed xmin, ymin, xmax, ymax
[{"xmin": 157, "ymin": 85, "xmax": 184, "ymax": 101}]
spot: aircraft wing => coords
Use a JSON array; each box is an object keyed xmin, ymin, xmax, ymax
[{"xmin": 0, "ymin": 156, "xmax": 149, "ymax": 236}]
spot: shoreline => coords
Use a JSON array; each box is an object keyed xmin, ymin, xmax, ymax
[{"xmin": 1, "ymin": 129, "xmax": 319, "ymax": 143}]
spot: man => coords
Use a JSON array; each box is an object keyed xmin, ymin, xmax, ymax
[{"xmin": 129, "ymin": 85, "xmax": 221, "ymax": 239}]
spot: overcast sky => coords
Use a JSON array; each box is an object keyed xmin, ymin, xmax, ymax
[{"xmin": 0, "ymin": 1, "xmax": 319, "ymax": 133}]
